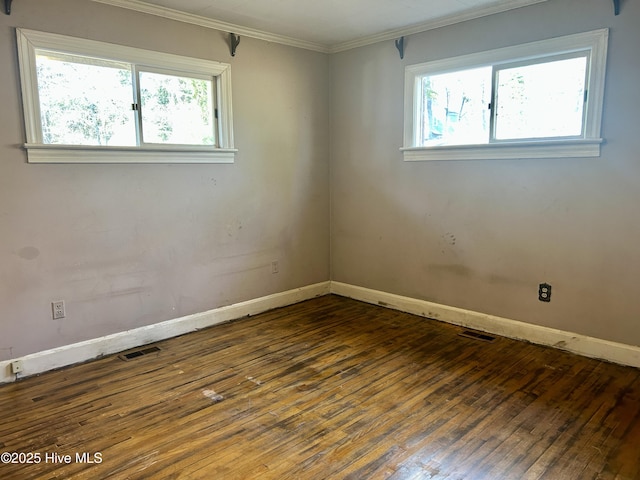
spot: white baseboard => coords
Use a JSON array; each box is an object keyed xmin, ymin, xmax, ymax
[
  {"xmin": 330, "ymin": 282, "xmax": 640, "ymax": 369},
  {"xmin": 4, "ymin": 279, "xmax": 638, "ymax": 384},
  {"xmin": 0, "ymin": 281, "xmax": 331, "ymax": 384}
]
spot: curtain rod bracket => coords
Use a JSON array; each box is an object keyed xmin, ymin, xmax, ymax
[
  {"xmin": 395, "ymin": 36, "xmax": 405, "ymax": 59},
  {"xmin": 4, "ymin": 0, "xmax": 12, "ymax": 15},
  {"xmin": 229, "ymin": 33, "xmax": 240, "ymax": 57}
]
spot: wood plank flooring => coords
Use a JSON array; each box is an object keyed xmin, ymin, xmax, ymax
[{"xmin": 1, "ymin": 294, "xmax": 639, "ymax": 479}]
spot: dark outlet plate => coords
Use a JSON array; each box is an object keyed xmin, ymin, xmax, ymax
[{"xmin": 539, "ymin": 283, "xmax": 552, "ymax": 302}]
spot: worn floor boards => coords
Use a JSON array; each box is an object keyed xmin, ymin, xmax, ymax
[{"xmin": 1, "ymin": 294, "xmax": 639, "ymax": 479}]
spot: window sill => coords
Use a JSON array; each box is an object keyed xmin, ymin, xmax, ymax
[
  {"xmin": 400, "ymin": 138, "xmax": 603, "ymax": 161},
  {"xmin": 24, "ymin": 144, "xmax": 237, "ymax": 164}
]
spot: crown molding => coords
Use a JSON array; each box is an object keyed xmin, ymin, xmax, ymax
[
  {"xmin": 91, "ymin": 0, "xmax": 548, "ymax": 55},
  {"xmin": 329, "ymin": 0, "xmax": 549, "ymax": 53},
  {"xmin": 90, "ymin": 0, "xmax": 331, "ymax": 53}
]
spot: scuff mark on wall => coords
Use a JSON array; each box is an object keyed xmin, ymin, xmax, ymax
[
  {"xmin": 442, "ymin": 233, "xmax": 456, "ymax": 246},
  {"xmin": 0, "ymin": 348, "xmax": 14, "ymax": 362},
  {"xmin": 427, "ymin": 264, "xmax": 472, "ymax": 277},
  {"xmin": 426, "ymin": 264, "xmax": 531, "ymax": 289},
  {"xmin": 16, "ymin": 247, "xmax": 40, "ymax": 260},
  {"xmin": 487, "ymin": 274, "xmax": 530, "ymax": 287},
  {"xmin": 106, "ymin": 286, "xmax": 153, "ymax": 299},
  {"xmin": 226, "ymin": 219, "xmax": 243, "ymax": 237}
]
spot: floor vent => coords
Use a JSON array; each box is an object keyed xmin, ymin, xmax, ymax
[
  {"xmin": 459, "ymin": 330, "xmax": 496, "ymax": 342},
  {"xmin": 118, "ymin": 346, "xmax": 161, "ymax": 361}
]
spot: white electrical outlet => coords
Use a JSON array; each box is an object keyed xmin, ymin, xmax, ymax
[
  {"xmin": 52, "ymin": 300, "xmax": 65, "ymax": 319},
  {"xmin": 11, "ymin": 360, "xmax": 24, "ymax": 374}
]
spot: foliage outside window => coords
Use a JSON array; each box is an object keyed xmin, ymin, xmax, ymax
[
  {"xmin": 402, "ymin": 29, "xmax": 609, "ymax": 161},
  {"xmin": 17, "ymin": 29, "xmax": 235, "ymax": 163}
]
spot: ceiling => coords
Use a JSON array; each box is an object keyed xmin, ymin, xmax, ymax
[{"xmin": 92, "ymin": 0, "xmax": 548, "ymax": 52}]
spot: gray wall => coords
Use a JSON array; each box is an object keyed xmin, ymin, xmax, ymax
[
  {"xmin": 330, "ymin": 0, "xmax": 640, "ymax": 346},
  {"xmin": 0, "ymin": 0, "xmax": 330, "ymax": 360},
  {"xmin": 2, "ymin": 0, "xmax": 639, "ymax": 362}
]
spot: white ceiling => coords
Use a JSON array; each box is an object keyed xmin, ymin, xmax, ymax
[{"xmin": 92, "ymin": 0, "xmax": 548, "ymax": 52}]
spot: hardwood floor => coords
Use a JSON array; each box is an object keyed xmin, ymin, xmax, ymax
[{"xmin": 1, "ymin": 295, "xmax": 639, "ymax": 479}]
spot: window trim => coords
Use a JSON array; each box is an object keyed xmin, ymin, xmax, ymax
[
  {"xmin": 401, "ymin": 29, "xmax": 609, "ymax": 161},
  {"xmin": 16, "ymin": 28, "xmax": 236, "ymax": 163}
]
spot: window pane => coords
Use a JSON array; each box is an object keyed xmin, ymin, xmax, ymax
[
  {"xmin": 35, "ymin": 52, "xmax": 136, "ymax": 146},
  {"xmin": 495, "ymin": 56, "xmax": 587, "ymax": 140},
  {"xmin": 420, "ymin": 67, "xmax": 492, "ymax": 146},
  {"xmin": 139, "ymin": 71, "xmax": 215, "ymax": 146}
]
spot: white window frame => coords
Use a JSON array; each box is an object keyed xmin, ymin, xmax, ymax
[
  {"xmin": 401, "ymin": 29, "xmax": 609, "ymax": 161},
  {"xmin": 17, "ymin": 28, "xmax": 236, "ymax": 164}
]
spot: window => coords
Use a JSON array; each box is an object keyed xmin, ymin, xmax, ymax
[
  {"xmin": 402, "ymin": 29, "xmax": 608, "ymax": 161},
  {"xmin": 17, "ymin": 29, "xmax": 235, "ymax": 163}
]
